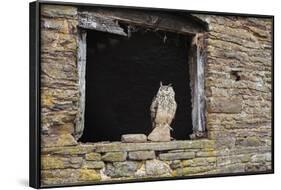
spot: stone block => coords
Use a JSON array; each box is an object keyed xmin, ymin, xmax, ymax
[
  {"xmin": 182, "ymin": 157, "xmax": 216, "ymax": 167},
  {"xmin": 208, "ymin": 97, "xmax": 242, "ymax": 113},
  {"xmin": 94, "ymin": 140, "xmax": 213, "ymax": 152},
  {"xmin": 121, "ymin": 134, "xmax": 147, "ymax": 143},
  {"xmin": 159, "ymin": 152, "xmax": 195, "ymax": 160},
  {"xmin": 82, "ymin": 161, "xmax": 105, "ymax": 169},
  {"xmin": 236, "ymin": 136, "xmax": 262, "ymax": 147},
  {"xmin": 145, "ymin": 159, "xmax": 171, "ymax": 176},
  {"xmin": 101, "ymin": 152, "xmax": 127, "ymax": 162},
  {"xmin": 41, "ymin": 5, "xmax": 77, "ymax": 18},
  {"xmin": 196, "ymin": 151, "xmax": 218, "ymax": 157},
  {"xmin": 42, "ymin": 144, "xmax": 94, "ymax": 155},
  {"xmin": 41, "ymin": 134, "xmax": 77, "ymax": 147},
  {"xmin": 175, "ymin": 166, "xmax": 214, "ymax": 176},
  {"xmin": 128, "ymin": 151, "xmax": 155, "ymax": 160},
  {"xmin": 41, "ymin": 155, "xmax": 83, "ymax": 169},
  {"xmin": 148, "ymin": 126, "xmax": 171, "ymax": 142},
  {"xmin": 85, "ymin": 152, "xmax": 101, "ymax": 161},
  {"xmin": 105, "ymin": 161, "xmax": 140, "ymax": 177},
  {"xmin": 79, "ymin": 169, "xmax": 101, "ymax": 181}
]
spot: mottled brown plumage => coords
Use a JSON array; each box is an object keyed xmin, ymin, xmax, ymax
[{"xmin": 150, "ymin": 81, "xmax": 177, "ymax": 132}]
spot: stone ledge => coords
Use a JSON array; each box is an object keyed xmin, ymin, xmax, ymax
[{"xmin": 93, "ymin": 140, "xmax": 215, "ymax": 152}]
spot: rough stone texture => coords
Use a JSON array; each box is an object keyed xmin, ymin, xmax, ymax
[
  {"xmin": 105, "ymin": 161, "xmax": 140, "ymax": 177},
  {"xmin": 148, "ymin": 126, "xmax": 171, "ymax": 142},
  {"xmin": 101, "ymin": 152, "xmax": 127, "ymax": 162},
  {"xmin": 40, "ymin": 4, "xmax": 79, "ymax": 147},
  {"xmin": 93, "ymin": 140, "xmax": 214, "ymax": 152},
  {"xmin": 159, "ymin": 152, "xmax": 195, "ymax": 160},
  {"xmin": 128, "ymin": 151, "xmax": 156, "ymax": 160},
  {"xmin": 40, "ymin": 4, "xmax": 272, "ymax": 186},
  {"xmin": 79, "ymin": 169, "xmax": 101, "ymax": 181},
  {"xmin": 145, "ymin": 159, "xmax": 171, "ymax": 176},
  {"xmin": 85, "ymin": 152, "xmax": 101, "ymax": 161},
  {"xmin": 82, "ymin": 161, "xmax": 105, "ymax": 169},
  {"xmin": 121, "ymin": 134, "xmax": 147, "ymax": 143},
  {"xmin": 208, "ymin": 97, "xmax": 243, "ymax": 113}
]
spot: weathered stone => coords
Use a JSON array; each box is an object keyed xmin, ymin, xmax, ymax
[
  {"xmin": 148, "ymin": 126, "xmax": 171, "ymax": 142},
  {"xmin": 42, "ymin": 144, "xmax": 94, "ymax": 155},
  {"xmin": 41, "ymin": 134, "xmax": 78, "ymax": 147},
  {"xmin": 41, "ymin": 5, "xmax": 77, "ymax": 18},
  {"xmin": 145, "ymin": 159, "xmax": 171, "ymax": 176},
  {"xmin": 196, "ymin": 151, "xmax": 218, "ymax": 157},
  {"xmin": 135, "ymin": 163, "xmax": 147, "ymax": 177},
  {"xmin": 159, "ymin": 152, "xmax": 195, "ymax": 160},
  {"xmin": 39, "ymin": 6, "xmax": 273, "ymax": 184},
  {"xmin": 41, "ymin": 170, "xmax": 80, "ymax": 186},
  {"xmin": 82, "ymin": 161, "xmax": 105, "ymax": 169},
  {"xmin": 41, "ymin": 59, "xmax": 78, "ymax": 81},
  {"xmin": 175, "ymin": 166, "xmax": 214, "ymax": 176},
  {"xmin": 41, "ymin": 30, "xmax": 77, "ymax": 52},
  {"xmin": 69, "ymin": 157, "xmax": 83, "ymax": 164},
  {"xmin": 41, "ymin": 155, "xmax": 82, "ymax": 169},
  {"xmin": 85, "ymin": 152, "xmax": 101, "ymax": 161},
  {"xmin": 128, "ymin": 151, "xmax": 155, "ymax": 160},
  {"xmin": 101, "ymin": 152, "xmax": 127, "ymax": 162},
  {"xmin": 211, "ymin": 163, "xmax": 245, "ymax": 174},
  {"xmin": 41, "ymin": 18, "xmax": 78, "ymax": 34},
  {"xmin": 105, "ymin": 161, "xmax": 140, "ymax": 177},
  {"xmin": 217, "ymin": 154, "xmax": 252, "ymax": 166},
  {"xmin": 170, "ymin": 160, "xmax": 183, "ymax": 169},
  {"xmin": 79, "ymin": 169, "xmax": 101, "ymax": 181},
  {"xmin": 208, "ymin": 97, "xmax": 243, "ymax": 113},
  {"xmin": 245, "ymin": 163, "xmax": 268, "ymax": 172},
  {"xmin": 251, "ymin": 153, "xmax": 271, "ymax": 162},
  {"xmin": 41, "ymin": 155, "xmax": 65, "ymax": 169},
  {"xmin": 121, "ymin": 134, "xmax": 147, "ymax": 143},
  {"xmin": 41, "ymin": 169, "xmax": 79, "ymax": 180},
  {"xmin": 236, "ymin": 136, "xmax": 262, "ymax": 147},
  {"xmin": 94, "ymin": 140, "xmax": 214, "ymax": 152},
  {"xmin": 182, "ymin": 157, "xmax": 216, "ymax": 167}
]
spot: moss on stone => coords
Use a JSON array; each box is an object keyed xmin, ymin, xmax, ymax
[
  {"xmin": 79, "ymin": 169, "xmax": 101, "ymax": 181},
  {"xmin": 85, "ymin": 152, "xmax": 101, "ymax": 161}
]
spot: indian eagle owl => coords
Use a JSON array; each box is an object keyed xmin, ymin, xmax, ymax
[{"xmin": 150, "ymin": 82, "xmax": 177, "ymax": 130}]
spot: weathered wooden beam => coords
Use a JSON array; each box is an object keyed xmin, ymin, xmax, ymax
[
  {"xmin": 189, "ymin": 33, "xmax": 207, "ymax": 139},
  {"xmin": 79, "ymin": 9, "xmax": 206, "ymax": 35},
  {"xmin": 78, "ymin": 11, "xmax": 127, "ymax": 36},
  {"xmin": 75, "ymin": 29, "xmax": 87, "ymax": 140}
]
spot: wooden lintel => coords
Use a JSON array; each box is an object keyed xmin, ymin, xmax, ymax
[
  {"xmin": 78, "ymin": 12, "xmax": 127, "ymax": 36},
  {"xmin": 79, "ymin": 9, "xmax": 206, "ymax": 35}
]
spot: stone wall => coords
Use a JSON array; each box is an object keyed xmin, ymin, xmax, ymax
[{"xmin": 40, "ymin": 4, "xmax": 272, "ymax": 186}]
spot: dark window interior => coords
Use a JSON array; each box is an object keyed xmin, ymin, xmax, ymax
[{"xmin": 80, "ymin": 28, "xmax": 193, "ymax": 142}]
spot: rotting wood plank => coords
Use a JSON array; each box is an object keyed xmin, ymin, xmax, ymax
[
  {"xmin": 78, "ymin": 11, "xmax": 127, "ymax": 36},
  {"xmin": 79, "ymin": 9, "xmax": 206, "ymax": 35},
  {"xmin": 75, "ymin": 29, "xmax": 87, "ymax": 140}
]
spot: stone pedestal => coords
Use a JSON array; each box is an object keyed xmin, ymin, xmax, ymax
[{"xmin": 148, "ymin": 125, "xmax": 171, "ymax": 142}]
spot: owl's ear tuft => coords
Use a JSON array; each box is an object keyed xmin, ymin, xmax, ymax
[{"xmin": 160, "ymin": 81, "xmax": 163, "ymax": 87}]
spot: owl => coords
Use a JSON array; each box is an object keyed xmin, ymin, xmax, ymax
[{"xmin": 150, "ymin": 82, "xmax": 177, "ymax": 130}]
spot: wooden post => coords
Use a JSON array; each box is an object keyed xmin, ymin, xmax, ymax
[
  {"xmin": 75, "ymin": 29, "xmax": 87, "ymax": 140},
  {"xmin": 189, "ymin": 33, "xmax": 207, "ymax": 139}
]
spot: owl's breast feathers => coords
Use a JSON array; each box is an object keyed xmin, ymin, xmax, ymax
[{"xmin": 151, "ymin": 95, "xmax": 177, "ymax": 128}]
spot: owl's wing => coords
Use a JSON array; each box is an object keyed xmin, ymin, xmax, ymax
[
  {"xmin": 170, "ymin": 100, "xmax": 177, "ymax": 119},
  {"xmin": 150, "ymin": 97, "xmax": 157, "ymax": 128}
]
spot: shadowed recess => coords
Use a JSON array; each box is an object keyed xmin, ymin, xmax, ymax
[{"xmin": 80, "ymin": 28, "xmax": 193, "ymax": 142}]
